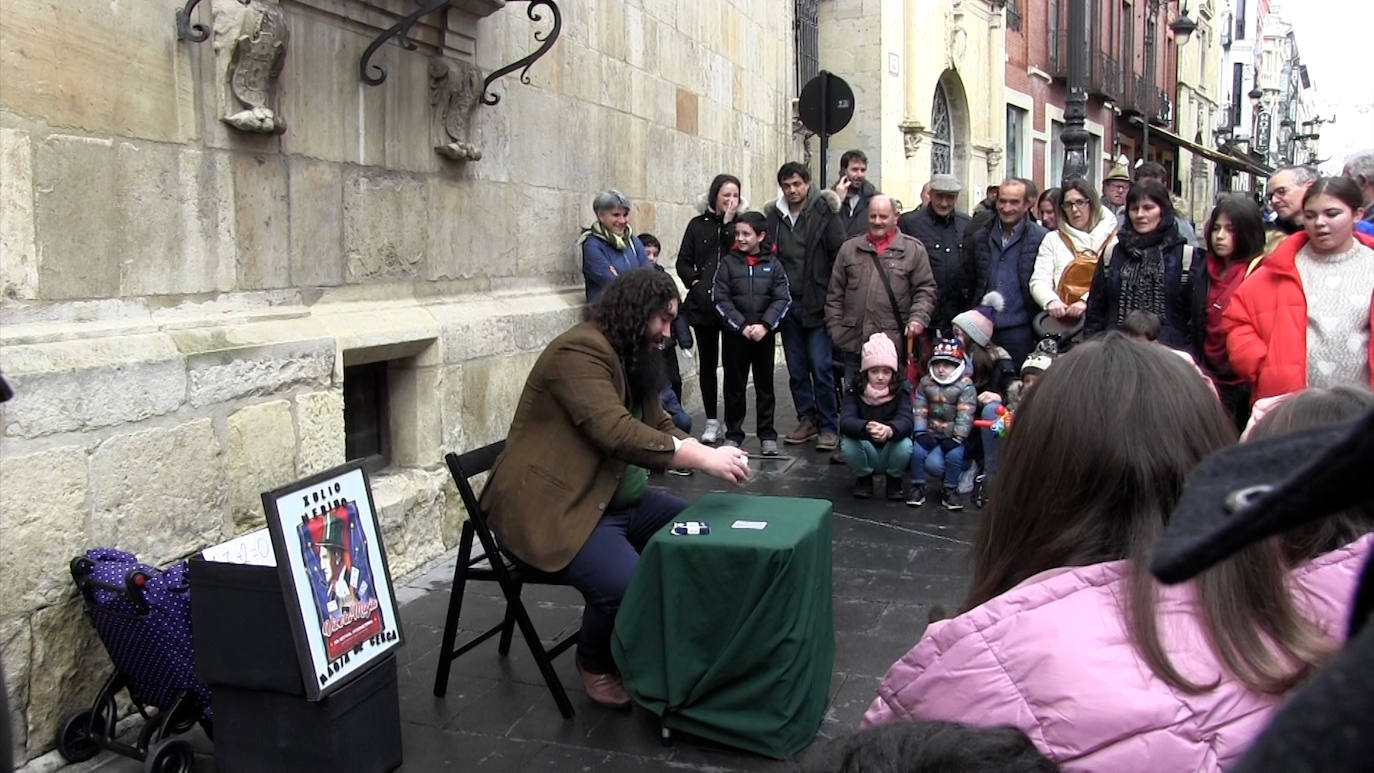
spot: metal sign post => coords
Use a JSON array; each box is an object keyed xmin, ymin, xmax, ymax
[{"xmin": 798, "ymin": 71, "xmax": 855, "ymax": 187}]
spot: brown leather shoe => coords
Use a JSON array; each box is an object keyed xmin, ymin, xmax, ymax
[
  {"xmin": 784, "ymin": 418, "xmax": 819, "ymax": 444},
  {"xmin": 577, "ymin": 663, "xmax": 631, "ymax": 709},
  {"xmin": 815, "ymin": 430, "xmax": 839, "ymax": 452}
]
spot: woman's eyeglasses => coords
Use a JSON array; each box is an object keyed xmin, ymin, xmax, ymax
[{"xmin": 1063, "ymin": 199, "xmax": 1091, "ymax": 210}]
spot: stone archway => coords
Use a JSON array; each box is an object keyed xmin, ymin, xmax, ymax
[{"xmin": 933, "ymin": 69, "xmax": 972, "ymax": 201}]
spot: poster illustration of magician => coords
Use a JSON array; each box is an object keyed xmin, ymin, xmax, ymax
[
  {"xmin": 267, "ymin": 464, "xmax": 402, "ymax": 697},
  {"xmin": 299, "ymin": 500, "xmax": 383, "ymax": 660}
]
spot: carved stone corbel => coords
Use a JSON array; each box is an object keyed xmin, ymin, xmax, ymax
[
  {"xmin": 899, "ymin": 119, "xmax": 927, "ymax": 158},
  {"xmin": 429, "ymin": 57, "xmax": 484, "ymax": 162},
  {"xmin": 982, "ymin": 144, "xmax": 1005, "ymax": 176},
  {"xmin": 212, "ymin": 0, "xmax": 288, "ymax": 134}
]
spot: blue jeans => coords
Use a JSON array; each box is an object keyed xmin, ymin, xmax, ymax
[
  {"xmin": 910, "ymin": 441, "xmax": 966, "ymax": 490},
  {"xmin": 779, "ymin": 314, "xmax": 837, "ymax": 432},
  {"xmin": 979, "ymin": 402, "xmax": 1004, "ymax": 479},
  {"xmin": 554, "ymin": 489, "xmax": 688, "ymax": 673},
  {"xmin": 660, "ymin": 386, "xmax": 692, "ymax": 433},
  {"xmin": 840, "ymin": 437, "xmax": 913, "ymax": 477}
]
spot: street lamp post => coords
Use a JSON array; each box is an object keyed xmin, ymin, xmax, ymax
[
  {"xmin": 1061, "ymin": 0, "xmax": 1090, "ymax": 183},
  {"xmin": 1140, "ymin": 1, "xmax": 1195, "ymax": 162}
]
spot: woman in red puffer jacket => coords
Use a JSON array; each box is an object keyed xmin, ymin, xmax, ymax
[{"xmin": 1224, "ymin": 177, "xmax": 1374, "ymax": 404}]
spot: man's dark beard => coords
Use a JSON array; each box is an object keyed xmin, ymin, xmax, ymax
[{"xmin": 626, "ymin": 342, "xmax": 668, "ymax": 403}]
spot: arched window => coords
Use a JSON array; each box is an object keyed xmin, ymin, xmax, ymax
[{"xmin": 931, "ymin": 84, "xmax": 952, "ymax": 174}]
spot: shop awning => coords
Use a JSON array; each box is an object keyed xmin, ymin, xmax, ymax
[{"xmin": 1148, "ymin": 125, "xmax": 1274, "ymax": 178}]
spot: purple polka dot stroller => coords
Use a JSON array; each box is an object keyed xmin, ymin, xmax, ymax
[{"xmin": 57, "ymin": 548, "xmax": 212, "ymax": 773}]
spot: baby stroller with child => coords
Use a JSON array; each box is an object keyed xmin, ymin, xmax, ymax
[{"xmin": 56, "ymin": 548, "xmax": 212, "ymax": 773}]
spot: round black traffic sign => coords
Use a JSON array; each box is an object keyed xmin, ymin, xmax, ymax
[{"xmin": 797, "ymin": 71, "xmax": 855, "ymax": 136}]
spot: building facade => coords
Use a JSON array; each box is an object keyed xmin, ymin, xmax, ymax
[
  {"xmin": 817, "ymin": 0, "xmax": 1008, "ymax": 211},
  {"xmin": 1004, "ymin": 0, "xmax": 1116, "ymax": 192},
  {"xmin": 1174, "ymin": 1, "xmax": 1225, "ymax": 223},
  {"xmin": 0, "ymin": 1, "xmax": 798, "ymax": 765}
]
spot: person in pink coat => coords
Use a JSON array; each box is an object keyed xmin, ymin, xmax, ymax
[{"xmin": 863, "ymin": 333, "xmax": 1369, "ymax": 771}]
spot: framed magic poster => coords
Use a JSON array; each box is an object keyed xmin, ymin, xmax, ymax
[{"xmin": 261, "ymin": 461, "xmax": 404, "ymax": 699}]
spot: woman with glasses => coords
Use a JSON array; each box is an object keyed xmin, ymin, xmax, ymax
[{"xmin": 1029, "ymin": 179, "xmax": 1118, "ymax": 325}]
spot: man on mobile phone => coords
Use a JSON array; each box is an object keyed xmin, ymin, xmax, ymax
[{"xmin": 834, "ymin": 149, "xmax": 880, "ymax": 238}]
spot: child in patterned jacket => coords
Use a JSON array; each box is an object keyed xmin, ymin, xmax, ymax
[{"xmin": 908, "ymin": 338, "xmax": 977, "ymax": 510}]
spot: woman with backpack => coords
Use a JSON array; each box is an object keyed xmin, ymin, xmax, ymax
[{"xmin": 1084, "ymin": 181, "xmax": 1200, "ymax": 356}]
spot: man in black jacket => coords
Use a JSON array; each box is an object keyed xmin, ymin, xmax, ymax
[
  {"xmin": 898, "ymin": 174, "xmax": 974, "ymax": 335},
  {"xmin": 834, "ymin": 149, "xmax": 879, "ymax": 238},
  {"xmin": 969, "ymin": 179, "xmax": 1049, "ymax": 366},
  {"xmin": 765, "ymin": 162, "xmax": 847, "ymax": 452}
]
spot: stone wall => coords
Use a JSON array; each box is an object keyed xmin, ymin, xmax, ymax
[{"xmin": 0, "ymin": 0, "xmax": 798, "ymax": 765}]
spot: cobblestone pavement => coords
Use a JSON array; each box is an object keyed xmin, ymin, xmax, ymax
[{"xmin": 72, "ymin": 381, "xmax": 980, "ymax": 772}]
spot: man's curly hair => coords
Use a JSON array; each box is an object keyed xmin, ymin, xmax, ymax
[{"xmin": 589, "ymin": 267, "xmax": 680, "ymax": 397}]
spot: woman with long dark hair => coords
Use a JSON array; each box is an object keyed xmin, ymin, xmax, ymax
[
  {"xmin": 1225, "ymin": 176, "xmax": 1374, "ymax": 403},
  {"xmin": 863, "ymin": 334, "xmax": 1369, "ymax": 770},
  {"xmin": 676, "ymin": 174, "xmax": 743, "ymax": 443},
  {"xmin": 1083, "ymin": 181, "xmax": 1200, "ymax": 353},
  {"xmin": 1191, "ymin": 195, "xmax": 1266, "ymax": 428}
]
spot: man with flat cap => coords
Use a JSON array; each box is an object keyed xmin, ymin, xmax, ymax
[{"xmin": 899, "ymin": 174, "xmax": 974, "ymax": 334}]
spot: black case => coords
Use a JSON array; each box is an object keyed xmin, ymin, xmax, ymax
[
  {"xmin": 188, "ymin": 556, "xmax": 304, "ymax": 695},
  {"xmin": 211, "ymin": 655, "xmax": 402, "ymax": 773}
]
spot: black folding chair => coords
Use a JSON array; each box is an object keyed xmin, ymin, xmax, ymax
[{"xmin": 432, "ymin": 442, "xmax": 580, "ymax": 718}]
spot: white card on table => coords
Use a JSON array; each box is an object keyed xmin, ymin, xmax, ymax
[{"xmin": 732, "ymin": 520, "xmax": 768, "ymax": 530}]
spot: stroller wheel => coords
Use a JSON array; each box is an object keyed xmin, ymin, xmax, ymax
[
  {"xmin": 56, "ymin": 709, "xmax": 100, "ymax": 763},
  {"xmin": 144, "ymin": 738, "xmax": 195, "ymax": 773}
]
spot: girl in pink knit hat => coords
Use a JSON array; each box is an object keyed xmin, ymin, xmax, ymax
[{"xmin": 838, "ymin": 333, "xmax": 915, "ymax": 499}]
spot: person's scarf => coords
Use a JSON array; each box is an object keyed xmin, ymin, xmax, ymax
[
  {"xmin": 867, "ymin": 229, "xmax": 896, "ymax": 255},
  {"xmin": 586, "ymin": 221, "xmax": 632, "ymax": 252},
  {"xmin": 861, "ymin": 379, "xmax": 894, "ymax": 406},
  {"xmin": 1115, "ymin": 211, "xmax": 1179, "ymax": 327}
]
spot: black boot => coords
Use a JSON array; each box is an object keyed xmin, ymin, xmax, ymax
[
  {"xmin": 885, "ymin": 475, "xmax": 905, "ymax": 501},
  {"xmin": 852, "ymin": 474, "xmax": 875, "ymax": 499}
]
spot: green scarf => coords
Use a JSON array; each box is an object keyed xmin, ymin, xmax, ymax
[{"xmin": 582, "ymin": 221, "xmax": 632, "ymax": 252}]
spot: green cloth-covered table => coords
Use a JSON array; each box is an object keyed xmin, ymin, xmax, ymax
[{"xmin": 611, "ymin": 493, "xmax": 834, "ymax": 759}]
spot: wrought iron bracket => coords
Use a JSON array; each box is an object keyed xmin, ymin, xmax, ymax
[
  {"xmin": 360, "ymin": 0, "xmax": 455, "ymax": 86},
  {"xmin": 480, "ymin": 0, "xmax": 562, "ymax": 106},
  {"xmin": 177, "ymin": 0, "xmax": 250, "ymax": 43}
]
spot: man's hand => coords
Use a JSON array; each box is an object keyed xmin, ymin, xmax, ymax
[
  {"xmin": 906, "ymin": 320, "xmax": 924, "ymax": 339},
  {"xmin": 673, "ymin": 438, "xmax": 749, "ymax": 485},
  {"xmin": 834, "ymin": 176, "xmax": 852, "ymax": 198},
  {"xmin": 744, "ymin": 324, "xmax": 767, "ymax": 341},
  {"xmin": 1047, "ymin": 299, "xmax": 1068, "ymax": 319},
  {"xmin": 1066, "ymin": 300, "xmax": 1087, "ymax": 319}
]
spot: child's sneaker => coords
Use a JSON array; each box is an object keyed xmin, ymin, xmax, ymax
[
  {"xmin": 760, "ymin": 439, "xmax": 780, "ymax": 456},
  {"xmin": 905, "ymin": 483, "xmax": 927, "ymax": 507},
  {"xmin": 941, "ymin": 490, "xmax": 964, "ymax": 511},
  {"xmin": 700, "ymin": 419, "xmax": 723, "ymax": 445},
  {"xmin": 957, "ymin": 461, "xmax": 978, "ymax": 495}
]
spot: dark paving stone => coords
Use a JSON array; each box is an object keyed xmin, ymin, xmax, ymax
[{"xmin": 400, "ymin": 723, "xmax": 543, "ymax": 771}]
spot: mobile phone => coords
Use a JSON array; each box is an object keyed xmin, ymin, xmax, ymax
[{"xmin": 671, "ymin": 521, "xmax": 710, "ymax": 536}]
